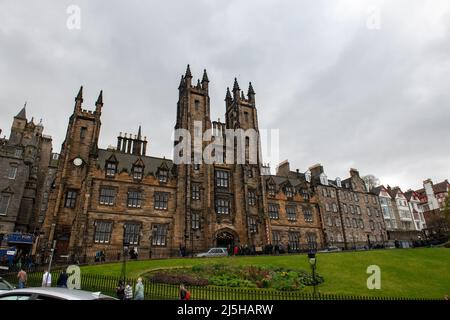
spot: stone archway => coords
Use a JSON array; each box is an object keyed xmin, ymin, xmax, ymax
[{"xmin": 215, "ymin": 229, "xmax": 238, "ymax": 248}]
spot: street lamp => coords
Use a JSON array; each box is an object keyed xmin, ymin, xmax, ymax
[{"xmin": 308, "ymin": 252, "xmax": 318, "ymax": 297}]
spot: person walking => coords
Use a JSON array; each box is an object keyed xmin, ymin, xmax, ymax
[
  {"xmin": 116, "ymin": 280, "xmax": 125, "ymax": 300},
  {"xmin": 124, "ymin": 281, "xmax": 133, "ymax": 300},
  {"xmin": 57, "ymin": 270, "xmax": 68, "ymax": 288},
  {"xmin": 179, "ymin": 284, "xmax": 190, "ymax": 300},
  {"xmin": 17, "ymin": 268, "xmax": 27, "ymax": 289},
  {"xmin": 134, "ymin": 277, "xmax": 144, "ymax": 300},
  {"xmin": 42, "ymin": 270, "xmax": 52, "ymax": 287}
]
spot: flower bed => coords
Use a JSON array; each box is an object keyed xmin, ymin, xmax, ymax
[{"xmin": 145, "ymin": 264, "xmax": 324, "ymax": 291}]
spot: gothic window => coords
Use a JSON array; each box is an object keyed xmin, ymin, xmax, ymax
[
  {"xmin": 99, "ymin": 187, "xmax": 116, "ymax": 206},
  {"xmin": 14, "ymin": 149, "xmax": 22, "ymax": 157},
  {"xmin": 350, "ymin": 205, "xmax": 355, "ymax": 214},
  {"xmin": 335, "ymin": 217, "xmax": 341, "ymax": 227},
  {"xmin": 152, "ymin": 224, "xmax": 167, "ymax": 246},
  {"xmin": 301, "ymin": 189, "xmax": 309, "ymax": 200},
  {"xmin": 288, "ymin": 232, "xmax": 300, "ymax": 251},
  {"xmin": 194, "ymin": 100, "xmax": 200, "ymax": 111},
  {"xmin": 327, "ymin": 216, "xmax": 333, "ymax": 227},
  {"xmin": 356, "ymin": 206, "xmax": 361, "ymax": 215},
  {"xmin": 358, "ymin": 219, "xmax": 364, "ymax": 229},
  {"xmin": 272, "ymin": 231, "xmax": 281, "ymax": 245},
  {"xmin": 306, "ymin": 233, "xmax": 317, "ymax": 250},
  {"xmin": 267, "ymin": 183, "xmax": 276, "ymax": 197},
  {"xmin": 215, "ymin": 170, "xmax": 229, "ymax": 188},
  {"xmin": 286, "ymin": 206, "xmax": 296, "ymax": 221},
  {"xmin": 284, "ymin": 186, "xmax": 294, "ymax": 198},
  {"xmin": 0, "ymin": 194, "xmax": 11, "ymax": 215},
  {"xmin": 94, "ymin": 221, "xmax": 113, "ymax": 244},
  {"xmin": 320, "ymin": 173, "xmax": 328, "ymax": 185},
  {"xmin": 65, "ymin": 190, "xmax": 77, "ymax": 208},
  {"xmin": 192, "ymin": 184, "xmax": 200, "ymax": 200},
  {"xmin": 325, "ymin": 203, "xmax": 330, "ymax": 212},
  {"xmin": 246, "ymin": 167, "xmax": 253, "ymax": 178},
  {"xmin": 154, "ymin": 192, "xmax": 169, "ymax": 210},
  {"xmin": 158, "ymin": 169, "xmax": 168, "ymax": 183},
  {"xmin": 268, "ymin": 203, "xmax": 279, "ymax": 219},
  {"xmin": 215, "ymin": 198, "xmax": 230, "ymax": 215},
  {"xmin": 106, "ymin": 162, "xmax": 117, "ymax": 178},
  {"xmin": 128, "ymin": 190, "xmax": 142, "ymax": 208},
  {"xmin": 322, "ymin": 188, "xmax": 327, "ymax": 197},
  {"xmin": 248, "ymin": 217, "xmax": 257, "ymax": 233},
  {"xmin": 367, "ymin": 207, "xmax": 372, "ymax": 216},
  {"xmin": 352, "ymin": 218, "xmax": 357, "ymax": 228},
  {"xmin": 303, "ymin": 207, "xmax": 313, "ymax": 222},
  {"xmin": 133, "ymin": 166, "xmax": 143, "ymax": 180},
  {"xmin": 370, "ymin": 221, "xmax": 375, "ymax": 230},
  {"xmin": 354, "ymin": 193, "xmax": 359, "ymax": 202},
  {"xmin": 248, "ymin": 190, "xmax": 257, "ymax": 206},
  {"xmin": 124, "ymin": 223, "xmax": 140, "ymax": 245},
  {"xmin": 191, "ymin": 212, "xmax": 200, "ymax": 230}
]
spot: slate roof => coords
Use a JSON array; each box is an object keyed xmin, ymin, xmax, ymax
[
  {"xmin": 416, "ymin": 180, "xmax": 449, "ymax": 195},
  {"xmin": 97, "ymin": 149, "xmax": 173, "ymax": 176}
]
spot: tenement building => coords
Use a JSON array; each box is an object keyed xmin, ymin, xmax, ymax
[
  {"xmin": 264, "ymin": 161, "xmax": 324, "ymax": 251},
  {"xmin": 0, "ymin": 106, "xmax": 54, "ymax": 256},
  {"xmin": 308, "ymin": 164, "xmax": 387, "ymax": 249}
]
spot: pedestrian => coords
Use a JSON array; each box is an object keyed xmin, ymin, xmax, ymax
[
  {"xmin": 124, "ymin": 281, "xmax": 133, "ymax": 300},
  {"xmin": 57, "ymin": 270, "xmax": 68, "ymax": 288},
  {"xmin": 179, "ymin": 284, "xmax": 190, "ymax": 300},
  {"xmin": 233, "ymin": 245, "xmax": 238, "ymax": 256},
  {"xmin": 134, "ymin": 277, "xmax": 144, "ymax": 300},
  {"xmin": 116, "ymin": 280, "xmax": 125, "ymax": 300},
  {"xmin": 42, "ymin": 270, "xmax": 52, "ymax": 287},
  {"xmin": 17, "ymin": 268, "xmax": 27, "ymax": 289}
]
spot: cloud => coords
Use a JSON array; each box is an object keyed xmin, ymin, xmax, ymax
[{"xmin": 0, "ymin": 0, "xmax": 449, "ymax": 191}]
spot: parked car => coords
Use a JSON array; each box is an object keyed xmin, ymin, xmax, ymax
[
  {"xmin": 0, "ymin": 277, "xmax": 14, "ymax": 291},
  {"xmin": 0, "ymin": 287, "xmax": 116, "ymax": 300},
  {"xmin": 196, "ymin": 247, "xmax": 228, "ymax": 258},
  {"xmin": 318, "ymin": 246, "xmax": 342, "ymax": 253}
]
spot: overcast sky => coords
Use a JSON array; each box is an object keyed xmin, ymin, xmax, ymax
[{"xmin": 1, "ymin": 0, "xmax": 449, "ymax": 191}]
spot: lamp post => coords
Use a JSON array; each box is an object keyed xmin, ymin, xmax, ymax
[{"xmin": 308, "ymin": 252, "xmax": 317, "ymax": 297}]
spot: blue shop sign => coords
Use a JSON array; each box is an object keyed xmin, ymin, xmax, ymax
[{"xmin": 6, "ymin": 233, "xmax": 34, "ymax": 244}]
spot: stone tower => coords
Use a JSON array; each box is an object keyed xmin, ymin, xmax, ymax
[
  {"xmin": 173, "ymin": 66, "xmax": 267, "ymax": 253},
  {"xmin": 40, "ymin": 86, "xmax": 103, "ymax": 259}
]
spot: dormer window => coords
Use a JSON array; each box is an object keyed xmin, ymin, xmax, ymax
[
  {"xmin": 301, "ymin": 189, "xmax": 310, "ymax": 200},
  {"xmin": 133, "ymin": 166, "xmax": 143, "ymax": 180},
  {"xmin": 158, "ymin": 169, "xmax": 168, "ymax": 183},
  {"xmin": 267, "ymin": 184, "xmax": 276, "ymax": 197},
  {"xmin": 106, "ymin": 162, "xmax": 117, "ymax": 178},
  {"xmin": 336, "ymin": 178, "xmax": 342, "ymax": 188},
  {"xmin": 285, "ymin": 186, "xmax": 294, "ymax": 198}
]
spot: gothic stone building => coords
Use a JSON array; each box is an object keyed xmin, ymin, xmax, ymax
[
  {"xmin": 0, "ymin": 106, "xmax": 54, "ymax": 253},
  {"xmin": 41, "ymin": 66, "xmax": 272, "ymax": 261}
]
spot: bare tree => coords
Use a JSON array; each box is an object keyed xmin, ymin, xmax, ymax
[{"xmin": 362, "ymin": 174, "xmax": 381, "ymax": 191}]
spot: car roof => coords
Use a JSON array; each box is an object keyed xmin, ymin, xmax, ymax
[{"xmin": 0, "ymin": 287, "xmax": 116, "ymax": 300}]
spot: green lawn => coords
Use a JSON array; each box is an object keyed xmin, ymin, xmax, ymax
[{"xmin": 81, "ymin": 248, "xmax": 450, "ymax": 299}]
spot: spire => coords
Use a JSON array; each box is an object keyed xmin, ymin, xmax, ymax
[
  {"xmin": 202, "ymin": 69, "xmax": 209, "ymax": 83},
  {"xmin": 233, "ymin": 78, "xmax": 240, "ymax": 91},
  {"xmin": 75, "ymin": 86, "xmax": 83, "ymax": 102},
  {"xmin": 185, "ymin": 64, "xmax": 192, "ymax": 78},
  {"xmin": 96, "ymin": 90, "xmax": 103, "ymax": 106},
  {"xmin": 225, "ymin": 87, "xmax": 232, "ymax": 101},
  {"xmin": 248, "ymin": 82, "xmax": 255, "ymax": 95},
  {"xmin": 15, "ymin": 103, "xmax": 27, "ymax": 119},
  {"xmin": 247, "ymin": 82, "xmax": 255, "ymax": 103},
  {"xmin": 178, "ymin": 75, "xmax": 184, "ymax": 89},
  {"xmin": 137, "ymin": 125, "xmax": 142, "ymax": 140},
  {"xmin": 241, "ymin": 91, "xmax": 245, "ymax": 100}
]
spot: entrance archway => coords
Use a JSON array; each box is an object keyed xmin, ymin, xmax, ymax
[{"xmin": 215, "ymin": 231, "xmax": 235, "ymax": 248}]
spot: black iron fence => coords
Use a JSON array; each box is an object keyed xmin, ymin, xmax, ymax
[{"xmin": 0, "ymin": 271, "xmax": 435, "ymax": 300}]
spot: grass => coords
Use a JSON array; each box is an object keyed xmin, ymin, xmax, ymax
[{"xmin": 81, "ymin": 247, "xmax": 450, "ymax": 299}]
